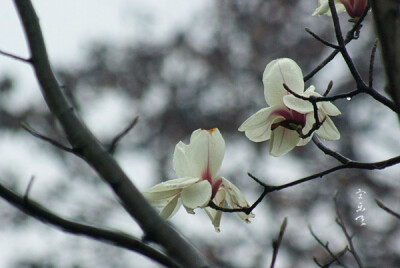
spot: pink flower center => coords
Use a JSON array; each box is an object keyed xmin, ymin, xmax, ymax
[
  {"xmin": 271, "ymin": 108, "xmax": 306, "ymax": 130},
  {"xmin": 201, "ymin": 166, "xmax": 223, "ymax": 199}
]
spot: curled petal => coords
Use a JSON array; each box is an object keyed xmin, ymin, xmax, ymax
[
  {"xmin": 160, "ymin": 195, "xmax": 182, "ymax": 220},
  {"xmin": 238, "ymin": 107, "xmax": 278, "ymax": 142},
  {"xmin": 187, "ymin": 129, "xmax": 225, "ymax": 179},
  {"xmin": 222, "ymin": 178, "xmax": 255, "ymax": 222},
  {"xmin": 263, "ymin": 58, "xmax": 304, "ymax": 106},
  {"xmin": 269, "ymin": 127, "xmax": 300, "ymax": 156},
  {"xmin": 204, "ymin": 188, "xmax": 226, "ymax": 232},
  {"xmin": 181, "ymin": 180, "xmax": 212, "ymax": 211},
  {"xmin": 145, "ymin": 177, "xmax": 199, "ymax": 193},
  {"xmin": 143, "ymin": 189, "xmax": 181, "ymax": 208}
]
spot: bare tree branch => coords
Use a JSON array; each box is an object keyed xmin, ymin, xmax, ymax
[
  {"xmin": 12, "ymin": 0, "xmax": 208, "ymax": 266},
  {"xmin": 375, "ymin": 198, "xmax": 400, "ymax": 220},
  {"xmin": 0, "ymin": 180, "xmax": 181, "ymax": 268},
  {"xmin": 334, "ymin": 194, "xmax": 364, "ymax": 268},
  {"xmin": 270, "ymin": 217, "xmax": 288, "ymax": 268}
]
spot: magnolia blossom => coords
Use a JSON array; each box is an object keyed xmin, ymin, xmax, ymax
[
  {"xmin": 313, "ymin": 0, "xmax": 367, "ymax": 18},
  {"xmin": 239, "ymin": 58, "xmax": 341, "ymax": 157},
  {"xmin": 143, "ymin": 128, "xmax": 254, "ymax": 232}
]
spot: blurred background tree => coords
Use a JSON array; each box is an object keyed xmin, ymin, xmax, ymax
[{"xmin": 1, "ymin": 0, "xmax": 399, "ymax": 267}]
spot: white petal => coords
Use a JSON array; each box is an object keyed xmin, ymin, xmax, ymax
[
  {"xmin": 143, "ymin": 189, "xmax": 181, "ymax": 208},
  {"xmin": 187, "ymin": 128, "xmax": 225, "ymax": 179},
  {"xmin": 160, "ymin": 195, "xmax": 182, "ymax": 220},
  {"xmin": 145, "ymin": 177, "xmax": 199, "ymax": 193},
  {"xmin": 297, "ymin": 113, "xmax": 315, "ymax": 146},
  {"xmin": 316, "ymin": 114, "xmax": 340, "ymax": 140},
  {"xmin": 322, "ymin": 101, "xmax": 341, "ymax": 116},
  {"xmin": 263, "ymin": 58, "xmax": 304, "ymax": 106},
  {"xmin": 204, "ymin": 188, "xmax": 226, "ymax": 232},
  {"xmin": 238, "ymin": 107, "xmax": 280, "ymax": 142},
  {"xmin": 283, "ymin": 94, "xmax": 313, "ymax": 113},
  {"xmin": 312, "ymin": 0, "xmax": 345, "ymax": 16},
  {"xmin": 181, "ymin": 180, "xmax": 212, "ymax": 210},
  {"xmin": 173, "ymin": 141, "xmax": 192, "ymax": 178},
  {"xmin": 269, "ymin": 127, "xmax": 300, "ymax": 156},
  {"xmin": 222, "ymin": 178, "xmax": 255, "ymax": 222}
]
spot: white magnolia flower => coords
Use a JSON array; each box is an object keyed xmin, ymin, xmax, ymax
[
  {"xmin": 312, "ymin": 0, "xmax": 346, "ymax": 16},
  {"xmin": 239, "ymin": 58, "xmax": 341, "ymax": 157},
  {"xmin": 143, "ymin": 128, "xmax": 254, "ymax": 232}
]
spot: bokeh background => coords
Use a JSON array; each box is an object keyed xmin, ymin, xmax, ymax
[{"xmin": 1, "ymin": 0, "xmax": 399, "ymax": 267}]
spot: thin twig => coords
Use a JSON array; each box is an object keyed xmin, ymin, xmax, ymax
[
  {"xmin": 210, "ymin": 154, "xmax": 400, "ymax": 214},
  {"xmin": 334, "ymin": 193, "xmax": 364, "ymax": 268},
  {"xmin": 375, "ymin": 199, "xmax": 400, "ymax": 220},
  {"xmin": 21, "ymin": 122, "xmax": 77, "ymax": 154},
  {"xmin": 108, "ymin": 116, "xmax": 139, "ymax": 154},
  {"xmin": 323, "ymin": 81, "xmax": 334, "ymax": 96},
  {"xmin": 368, "ymin": 39, "xmax": 378, "ymax": 89},
  {"xmin": 23, "ymin": 176, "xmax": 35, "ymax": 204},
  {"xmin": 270, "ymin": 217, "xmax": 288, "ymax": 268},
  {"xmin": 305, "ymin": 28, "xmax": 340, "ymax": 49},
  {"xmin": 0, "ymin": 180, "xmax": 181, "ymax": 268},
  {"xmin": 0, "ymin": 49, "xmax": 31, "ymax": 63},
  {"xmin": 309, "ymin": 225, "xmax": 349, "ymax": 267}
]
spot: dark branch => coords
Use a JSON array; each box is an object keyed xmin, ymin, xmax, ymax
[
  {"xmin": 108, "ymin": 116, "xmax": 139, "ymax": 154},
  {"xmin": 0, "ymin": 49, "xmax": 31, "ymax": 63},
  {"xmin": 23, "ymin": 176, "xmax": 35, "ymax": 204},
  {"xmin": 210, "ymin": 154, "xmax": 400, "ymax": 214},
  {"xmin": 312, "ymin": 136, "xmax": 350, "ymax": 164},
  {"xmin": 368, "ymin": 39, "xmax": 378, "ymax": 89},
  {"xmin": 0, "ymin": 180, "xmax": 181, "ymax": 268},
  {"xmin": 375, "ymin": 199, "xmax": 400, "ymax": 220},
  {"xmin": 270, "ymin": 217, "xmax": 288, "ymax": 268},
  {"xmin": 13, "ymin": 1, "xmax": 207, "ymax": 266},
  {"xmin": 334, "ymin": 194, "xmax": 364, "ymax": 268}
]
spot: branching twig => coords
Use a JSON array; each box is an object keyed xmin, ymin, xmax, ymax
[
  {"xmin": 0, "ymin": 180, "xmax": 181, "ymax": 268},
  {"xmin": 305, "ymin": 28, "xmax": 340, "ymax": 49},
  {"xmin": 23, "ymin": 176, "xmax": 35, "ymax": 204},
  {"xmin": 270, "ymin": 217, "xmax": 288, "ymax": 268},
  {"xmin": 210, "ymin": 154, "xmax": 400, "ymax": 214},
  {"xmin": 108, "ymin": 116, "xmax": 139, "ymax": 154},
  {"xmin": 334, "ymin": 194, "xmax": 364, "ymax": 268},
  {"xmin": 21, "ymin": 122, "xmax": 77, "ymax": 155},
  {"xmin": 375, "ymin": 199, "xmax": 400, "ymax": 220},
  {"xmin": 0, "ymin": 49, "xmax": 31, "ymax": 63},
  {"xmin": 309, "ymin": 225, "xmax": 349, "ymax": 268}
]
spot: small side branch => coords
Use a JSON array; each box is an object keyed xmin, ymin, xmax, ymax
[
  {"xmin": 0, "ymin": 49, "xmax": 31, "ymax": 63},
  {"xmin": 21, "ymin": 122, "xmax": 77, "ymax": 155},
  {"xmin": 312, "ymin": 136, "xmax": 350, "ymax": 164},
  {"xmin": 108, "ymin": 116, "xmax": 139, "ymax": 154},
  {"xmin": 0, "ymin": 180, "xmax": 181, "ymax": 268},
  {"xmin": 270, "ymin": 217, "xmax": 288, "ymax": 268},
  {"xmin": 375, "ymin": 199, "xmax": 400, "ymax": 220}
]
